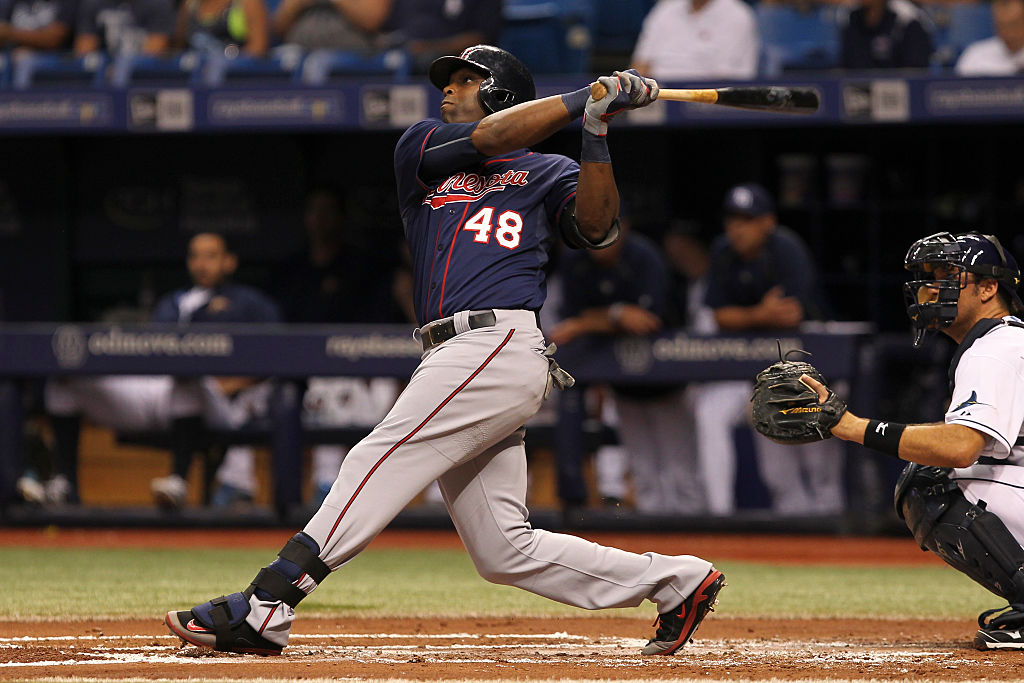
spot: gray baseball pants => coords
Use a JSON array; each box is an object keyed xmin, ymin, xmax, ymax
[{"xmin": 245, "ymin": 310, "xmax": 713, "ymax": 645}]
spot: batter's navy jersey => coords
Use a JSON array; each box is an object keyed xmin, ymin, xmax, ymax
[{"xmin": 395, "ymin": 118, "xmax": 579, "ymax": 326}]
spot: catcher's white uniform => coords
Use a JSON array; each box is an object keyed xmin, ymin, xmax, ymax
[{"xmin": 947, "ymin": 316, "xmax": 1024, "ymax": 547}]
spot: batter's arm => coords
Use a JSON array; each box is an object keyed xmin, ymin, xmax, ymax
[
  {"xmin": 573, "ymin": 162, "xmax": 619, "ymax": 244},
  {"xmin": 471, "ymin": 94, "xmax": 619, "ymax": 243},
  {"xmin": 471, "ymin": 95, "xmax": 574, "ymax": 157}
]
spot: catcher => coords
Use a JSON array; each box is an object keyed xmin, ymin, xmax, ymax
[{"xmin": 752, "ymin": 231, "xmax": 1024, "ymax": 651}]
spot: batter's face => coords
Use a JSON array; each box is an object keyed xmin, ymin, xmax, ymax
[
  {"xmin": 724, "ymin": 213, "xmax": 775, "ymax": 260},
  {"xmin": 187, "ymin": 233, "xmax": 237, "ymax": 289},
  {"xmin": 440, "ymin": 67, "xmax": 488, "ymax": 123}
]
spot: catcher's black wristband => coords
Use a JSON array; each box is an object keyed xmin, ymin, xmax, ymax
[
  {"xmin": 561, "ymin": 86, "xmax": 591, "ymax": 120},
  {"xmin": 863, "ymin": 419, "xmax": 906, "ymax": 457},
  {"xmin": 581, "ymin": 130, "xmax": 611, "ymax": 163}
]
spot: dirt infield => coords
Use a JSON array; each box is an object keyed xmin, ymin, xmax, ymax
[
  {"xmin": 1, "ymin": 615, "xmax": 1018, "ymax": 681},
  {"xmin": 4, "ymin": 528, "xmax": 1021, "ymax": 681}
]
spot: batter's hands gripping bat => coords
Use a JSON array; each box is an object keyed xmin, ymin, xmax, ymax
[{"xmin": 589, "ymin": 82, "xmax": 820, "ymax": 114}]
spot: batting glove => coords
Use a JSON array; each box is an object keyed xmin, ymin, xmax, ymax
[
  {"xmin": 583, "ymin": 74, "xmax": 631, "ymax": 137},
  {"xmin": 616, "ymin": 69, "xmax": 659, "ymax": 108}
]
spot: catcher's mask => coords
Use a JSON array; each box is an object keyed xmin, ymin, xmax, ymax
[
  {"xmin": 903, "ymin": 231, "xmax": 1024, "ymax": 347},
  {"xmin": 428, "ymin": 45, "xmax": 536, "ymax": 114}
]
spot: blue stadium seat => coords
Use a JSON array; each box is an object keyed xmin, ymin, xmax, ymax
[
  {"xmin": 10, "ymin": 52, "xmax": 107, "ymax": 89},
  {"xmin": 107, "ymin": 53, "xmax": 204, "ymax": 88},
  {"xmin": 499, "ymin": 0, "xmax": 595, "ymax": 75},
  {"xmin": 757, "ymin": 4, "xmax": 840, "ymax": 76},
  {"xmin": 928, "ymin": 3, "xmax": 995, "ymax": 68},
  {"xmin": 592, "ymin": 0, "xmax": 654, "ymax": 57},
  {"xmin": 299, "ymin": 48, "xmax": 411, "ymax": 85},
  {"xmin": 200, "ymin": 47, "xmax": 307, "ymax": 85}
]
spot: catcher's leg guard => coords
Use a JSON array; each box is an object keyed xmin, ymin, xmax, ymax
[
  {"xmin": 248, "ymin": 532, "xmax": 332, "ymax": 607},
  {"xmin": 895, "ymin": 463, "xmax": 1024, "ymax": 602}
]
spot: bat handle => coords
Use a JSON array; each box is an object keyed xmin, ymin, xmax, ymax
[{"xmin": 590, "ymin": 79, "xmax": 663, "ymax": 102}]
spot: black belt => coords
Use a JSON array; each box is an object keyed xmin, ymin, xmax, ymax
[{"xmin": 420, "ymin": 310, "xmax": 497, "ymax": 351}]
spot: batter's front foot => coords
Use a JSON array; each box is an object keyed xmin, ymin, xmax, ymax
[
  {"xmin": 641, "ymin": 568, "xmax": 725, "ymax": 656},
  {"xmin": 165, "ymin": 592, "xmax": 283, "ymax": 656}
]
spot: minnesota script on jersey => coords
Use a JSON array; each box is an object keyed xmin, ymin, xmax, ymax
[{"xmin": 395, "ymin": 118, "xmax": 579, "ymax": 326}]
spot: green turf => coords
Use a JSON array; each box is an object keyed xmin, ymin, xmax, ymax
[{"xmin": 0, "ymin": 547, "xmax": 995, "ymax": 620}]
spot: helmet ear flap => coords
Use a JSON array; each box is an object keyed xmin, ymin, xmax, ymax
[{"xmin": 480, "ymin": 85, "xmax": 516, "ymax": 113}]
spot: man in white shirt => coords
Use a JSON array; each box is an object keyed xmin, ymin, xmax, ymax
[
  {"xmin": 956, "ymin": 0, "xmax": 1024, "ymax": 75},
  {"xmin": 630, "ymin": 0, "xmax": 760, "ymax": 81}
]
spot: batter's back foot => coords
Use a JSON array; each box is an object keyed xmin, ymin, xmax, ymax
[{"xmin": 641, "ymin": 568, "xmax": 725, "ymax": 656}]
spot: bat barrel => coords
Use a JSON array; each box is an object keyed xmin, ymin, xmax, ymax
[
  {"xmin": 714, "ymin": 86, "xmax": 820, "ymax": 112},
  {"xmin": 591, "ymin": 82, "xmax": 820, "ymax": 113}
]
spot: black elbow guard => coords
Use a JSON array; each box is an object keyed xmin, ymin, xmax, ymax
[{"xmin": 558, "ymin": 199, "xmax": 621, "ymax": 250}]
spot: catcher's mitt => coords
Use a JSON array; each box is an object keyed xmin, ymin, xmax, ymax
[{"xmin": 751, "ymin": 347, "xmax": 847, "ymax": 445}]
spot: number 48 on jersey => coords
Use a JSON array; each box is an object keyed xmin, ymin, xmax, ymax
[{"xmin": 463, "ymin": 207, "xmax": 524, "ymax": 249}]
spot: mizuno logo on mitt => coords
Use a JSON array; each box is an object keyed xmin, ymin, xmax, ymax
[{"xmin": 779, "ymin": 406, "xmax": 821, "ymax": 414}]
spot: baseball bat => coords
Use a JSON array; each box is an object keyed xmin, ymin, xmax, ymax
[{"xmin": 589, "ymin": 82, "xmax": 820, "ymax": 114}]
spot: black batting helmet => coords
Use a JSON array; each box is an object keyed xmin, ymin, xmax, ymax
[{"xmin": 428, "ymin": 45, "xmax": 536, "ymax": 114}]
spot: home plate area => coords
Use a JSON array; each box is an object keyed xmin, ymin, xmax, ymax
[{"xmin": 1, "ymin": 616, "xmax": 1021, "ymax": 680}]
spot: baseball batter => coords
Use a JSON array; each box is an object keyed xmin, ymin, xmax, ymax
[
  {"xmin": 165, "ymin": 46, "xmax": 724, "ymax": 656},
  {"xmin": 799, "ymin": 232, "xmax": 1024, "ymax": 650}
]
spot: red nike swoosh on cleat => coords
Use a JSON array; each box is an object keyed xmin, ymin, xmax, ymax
[{"xmin": 186, "ymin": 619, "xmax": 213, "ymax": 633}]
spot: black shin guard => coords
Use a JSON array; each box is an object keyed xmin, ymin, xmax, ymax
[
  {"xmin": 247, "ymin": 532, "xmax": 331, "ymax": 608},
  {"xmin": 896, "ymin": 464, "xmax": 1024, "ymax": 603}
]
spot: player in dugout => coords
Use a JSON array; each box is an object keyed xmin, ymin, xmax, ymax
[
  {"xmin": 777, "ymin": 232, "xmax": 1024, "ymax": 651},
  {"xmin": 163, "ymin": 46, "xmax": 725, "ymax": 657}
]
